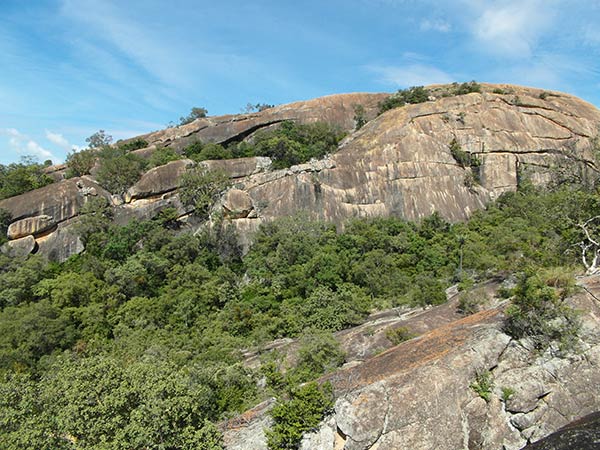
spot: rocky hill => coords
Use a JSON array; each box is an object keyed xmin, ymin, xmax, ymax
[
  {"xmin": 2, "ymin": 84, "xmax": 600, "ymax": 262},
  {"xmin": 223, "ymin": 275, "xmax": 600, "ymax": 450}
]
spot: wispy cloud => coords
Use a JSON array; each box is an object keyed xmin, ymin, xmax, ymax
[
  {"xmin": 469, "ymin": 0, "xmax": 555, "ymax": 58},
  {"xmin": 1, "ymin": 128, "xmax": 58, "ymax": 163},
  {"xmin": 369, "ymin": 63, "xmax": 454, "ymax": 87},
  {"xmin": 420, "ymin": 19, "xmax": 451, "ymax": 33}
]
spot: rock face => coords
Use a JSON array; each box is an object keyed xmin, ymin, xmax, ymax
[
  {"xmin": 2, "ymin": 84, "xmax": 600, "ymax": 262},
  {"xmin": 223, "ymin": 276, "xmax": 600, "ymax": 450},
  {"xmin": 522, "ymin": 412, "xmax": 600, "ymax": 449},
  {"xmin": 0, "ymin": 177, "xmax": 110, "ymax": 260},
  {"xmin": 125, "ymin": 159, "xmax": 194, "ymax": 202},
  {"xmin": 124, "ymin": 93, "xmax": 388, "ymax": 151},
  {"xmin": 232, "ymin": 85, "xmax": 600, "ymax": 232},
  {"xmin": 7, "ymin": 215, "xmax": 55, "ymax": 240}
]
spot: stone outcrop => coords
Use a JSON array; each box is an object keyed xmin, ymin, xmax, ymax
[
  {"xmin": 521, "ymin": 412, "xmax": 600, "ymax": 449},
  {"xmin": 0, "ymin": 177, "xmax": 109, "ymax": 223},
  {"xmin": 123, "ymin": 93, "xmax": 388, "ymax": 151},
  {"xmin": 7, "ymin": 215, "xmax": 55, "ymax": 240},
  {"xmin": 229, "ymin": 85, "xmax": 600, "ymax": 235},
  {"xmin": 0, "ymin": 177, "xmax": 110, "ymax": 260},
  {"xmin": 223, "ymin": 276, "xmax": 600, "ymax": 450},
  {"xmin": 1, "ymin": 235, "xmax": 37, "ymax": 258},
  {"xmin": 3, "ymin": 84, "xmax": 600, "ymax": 262},
  {"xmin": 125, "ymin": 159, "xmax": 194, "ymax": 202}
]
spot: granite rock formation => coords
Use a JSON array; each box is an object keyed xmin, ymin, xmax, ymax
[
  {"xmin": 222, "ymin": 275, "xmax": 600, "ymax": 450},
  {"xmin": 2, "ymin": 85, "xmax": 600, "ymax": 261}
]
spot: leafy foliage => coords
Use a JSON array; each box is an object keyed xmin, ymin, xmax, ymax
[
  {"xmin": 94, "ymin": 146, "xmax": 147, "ymax": 194},
  {"xmin": 470, "ymin": 370, "xmax": 494, "ymax": 402},
  {"xmin": 266, "ymin": 382, "xmax": 334, "ymax": 450},
  {"xmin": 180, "ymin": 107, "xmax": 208, "ymax": 125},
  {"xmin": 0, "ymin": 208, "xmax": 11, "ymax": 245},
  {"xmin": 379, "ymin": 86, "xmax": 430, "ymax": 114},
  {"xmin": 0, "ymin": 180, "xmax": 595, "ymax": 444},
  {"xmin": 504, "ymin": 270, "xmax": 580, "ymax": 352},
  {"xmin": 179, "ymin": 166, "xmax": 230, "ymax": 218},
  {"xmin": 0, "ymin": 157, "xmax": 54, "ymax": 200},
  {"xmin": 353, "ymin": 104, "xmax": 367, "ymax": 130},
  {"xmin": 182, "ymin": 120, "xmax": 345, "ymax": 169},
  {"xmin": 148, "ymin": 146, "xmax": 180, "ymax": 168},
  {"xmin": 451, "ymin": 81, "xmax": 482, "ymax": 95},
  {"xmin": 65, "ymin": 148, "xmax": 99, "ymax": 177}
]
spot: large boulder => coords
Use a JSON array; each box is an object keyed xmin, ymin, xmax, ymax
[
  {"xmin": 7, "ymin": 215, "xmax": 56, "ymax": 240},
  {"xmin": 125, "ymin": 159, "xmax": 194, "ymax": 202},
  {"xmin": 0, "ymin": 235, "xmax": 37, "ymax": 257},
  {"xmin": 0, "ymin": 177, "xmax": 110, "ymax": 223}
]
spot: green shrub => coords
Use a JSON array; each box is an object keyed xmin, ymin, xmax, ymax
[
  {"xmin": 0, "ymin": 208, "xmax": 11, "ymax": 245},
  {"xmin": 385, "ymin": 326, "xmax": 416, "ymax": 345},
  {"xmin": 457, "ymin": 291, "xmax": 486, "ymax": 316},
  {"xmin": 95, "ymin": 147, "xmax": 147, "ymax": 194},
  {"xmin": 449, "ymin": 139, "xmax": 481, "ymax": 184},
  {"xmin": 180, "ymin": 107, "xmax": 208, "ymax": 125},
  {"xmin": 178, "ymin": 166, "xmax": 230, "ymax": 218},
  {"xmin": 294, "ymin": 330, "xmax": 345, "ymax": 382},
  {"xmin": 378, "ymin": 86, "xmax": 430, "ymax": 114},
  {"xmin": 503, "ymin": 271, "xmax": 580, "ymax": 352},
  {"xmin": 251, "ymin": 120, "xmax": 345, "ymax": 169},
  {"xmin": 0, "ymin": 157, "xmax": 54, "ymax": 200},
  {"xmin": 148, "ymin": 147, "xmax": 180, "ymax": 168},
  {"xmin": 66, "ymin": 148, "xmax": 99, "ymax": 177},
  {"xmin": 118, "ymin": 138, "xmax": 148, "ymax": 153},
  {"xmin": 501, "ymin": 386, "xmax": 515, "ymax": 402},
  {"xmin": 470, "ymin": 370, "xmax": 493, "ymax": 402},
  {"xmin": 453, "ymin": 81, "xmax": 482, "ymax": 95},
  {"xmin": 353, "ymin": 104, "xmax": 367, "ymax": 130},
  {"xmin": 266, "ymin": 382, "xmax": 334, "ymax": 450}
]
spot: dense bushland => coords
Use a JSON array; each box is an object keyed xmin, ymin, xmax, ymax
[
  {"xmin": 0, "ymin": 157, "xmax": 53, "ymax": 200},
  {"xmin": 0, "ymin": 182, "xmax": 594, "ymax": 447}
]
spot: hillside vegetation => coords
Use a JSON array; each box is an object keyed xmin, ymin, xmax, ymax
[{"xmin": 0, "ymin": 179, "xmax": 596, "ymax": 448}]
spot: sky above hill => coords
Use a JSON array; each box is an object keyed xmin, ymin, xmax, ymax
[{"xmin": 1, "ymin": 0, "xmax": 599, "ymax": 165}]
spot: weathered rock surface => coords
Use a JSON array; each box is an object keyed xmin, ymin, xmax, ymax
[
  {"xmin": 522, "ymin": 411, "xmax": 600, "ymax": 449},
  {"xmin": 7, "ymin": 215, "xmax": 56, "ymax": 240},
  {"xmin": 232, "ymin": 85, "xmax": 600, "ymax": 234},
  {"xmin": 35, "ymin": 220, "xmax": 85, "ymax": 262},
  {"xmin": 0, "ymin": 177, "xmax": 110, "ymax": 223},
  {"xmin": 201, "ymin": 156, "xmax": 272, "ymax": 179},
  {"xmin": 222, "ymin": 189, "xmax": 254, "ymax": 219},
  {"xmin": 125, "ymin": 159, "xmax": 194, "ymax": 202},
  {"xmin": 124, "ymin": 93, "xmax": 388, "ymax": 151},
  {"xmin": 223, "ymin": 276, "xmax": 600, "ymax": 450},
  {"xmin": 0, "ymin": 235, "xmax": 37, "ymax": 257},
  {"xmin": 3, "ymin": 84, "xmax": 600, "ymax": 262}
]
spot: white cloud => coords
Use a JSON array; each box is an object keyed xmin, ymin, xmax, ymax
[
  {"xmin": 369, "ymin": 63, "xmax": 454, "ymax": 87},
  {"xmin": 1, "ymin": 128, "xmax": 58, "ymax": 163},
  {"xmin": 470, "ymin": 0, "xmax": 555, "ymax": 58},
  {"xmin": 420, "ymin": 19, "xmax": 451, "ymax": 32},
  {"xmin": 45, "ymin": 131, "xmax": 71, "ymax": 150}
]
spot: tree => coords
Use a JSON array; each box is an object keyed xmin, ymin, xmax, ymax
[
  {"xmin": 178, "ymin": 166, "xmax": 230, "ymax": 218},
  {"xmin": 180, "ymin": 107, "xmax": 208, "ymax": 125},
  {"xmin": 353, "ymin": 104, "xmax": 367, "ymax": 130},
  {"xmin": 577, "ymin": 215, "xmax": 600, "ymax": 274},
  {"xmin": 85, "ymin": 130, "xmax": 113, "ymax": 149},
  {"xmin": 65, "ymin": 148, "xmax": 98, "ymax": 177},
  {"xmin": 0, "ymin": 157, "xmax": 54, "ymax": 200},
  {"xmin": 95, "ymin": 147, "xmax": 147, "ymax": 194}
]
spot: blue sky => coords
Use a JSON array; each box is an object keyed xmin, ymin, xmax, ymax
[{"xmin": 1, "ymin": 0, "xmax": 599, "ymax": 165}]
